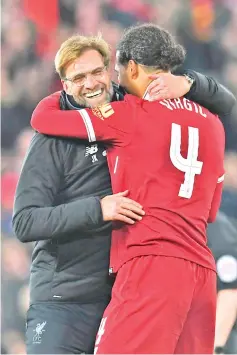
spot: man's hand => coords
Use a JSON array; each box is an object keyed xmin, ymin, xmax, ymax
[
  {"xmin": 147, "ymin": 73, "xmax": 192, "ymax": 101},
  {"xmin": 101, "ymin": 190, "xmax": 145, "ymax": 224}
]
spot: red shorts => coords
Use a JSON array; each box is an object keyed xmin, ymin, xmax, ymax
[{"xmin": 95, "ymin": 255, "xmax": 217, "ymax": 354}]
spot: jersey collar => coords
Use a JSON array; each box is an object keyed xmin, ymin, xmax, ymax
[{"xmin": 142, "ymin": 82, "xmax": 154, "ymax": 101}]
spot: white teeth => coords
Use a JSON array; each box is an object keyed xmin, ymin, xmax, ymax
[{"xmin": 85, "ymin": 89, "xmax": 102, "ymax": 98}]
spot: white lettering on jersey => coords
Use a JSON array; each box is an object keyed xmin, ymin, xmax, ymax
[
  {"xmin": 168, "ymin": 99, "xmax": 177, "ymax": 110},
  {"xmin": 160, "ymin": 98, "xmax": 207, "ymax": 117},
  {"xmin": 173, "ymin": 98, "xmax": 184, "ymax": 109},
  {"xmin": 183, "ymin": 98, "xmax": 193, "ymax": 111},
  {"xmin": 192, "ymin": 101, "xmax": 199, "ymax": 113},
  {"xmin": 170, "ymin": 123, "xmax": 203, "ymax": 198},
  {"xmin": 159, "ymin": 99, "xmax": 173, "ymax": 110},
  {"xmin": 198, "ymin": 105, "xmax": 207, "ymax": 117}
]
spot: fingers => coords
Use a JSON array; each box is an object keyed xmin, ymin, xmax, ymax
[
  {"xmin": 147, "ymin": 77, "xmax": 168, "ymax": 99},
  {"xmin": 147, "ymin": 76, "xmax": 162, "ymax": 94},
  {"xmin": 149, "ymin": 89, "xmax": 170, "ymax": 101},
  {"xmin": 147, "ymin": 73, "xmax": 191, "ymax": 101},
  {"xmin": 120, "ymin": 202, "xmax": 145, "ymax": 216},
  {"xmin": 101, "ymin": 193, "xmax": 145, "ymax": 224},
  {"xmin": 114, "ymin": 214, "xmax": 136, "ymax": 225},
  {"xmin": 150, "ymin": 83, "xmax": 166, "ymax": 94},
  {"xmin": 114, "ymin": 202, "xmax": 145, "ymax": 224},
  {"xmin": 116, "ymin": 190, "xmax": 129, "ymax": 196},
  {"xmin": 119, "ymin": 208, "xmax": 143, "ymax": 221},
  {"xmin": 148, "ymin": 74, "xmax": 160, "ymax": 80},
  {"xmin": 121, "ymin": 197, "xmax": 143, "ymax": 209},
  {"xmin": 115, "ymin": 193, "xmax": 143, "ymax": 208}
]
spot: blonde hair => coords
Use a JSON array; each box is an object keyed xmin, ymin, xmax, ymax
[{"xmin": 55, "ymin": 34, "xmax": 111, "ymax": 79}]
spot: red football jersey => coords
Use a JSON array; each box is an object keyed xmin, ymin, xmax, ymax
[{"xmin": 31, "ymin": 92, "xmax": 225, "ymax": 272}]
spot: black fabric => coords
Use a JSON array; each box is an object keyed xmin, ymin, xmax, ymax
[
  {"xmin": 225, "ymin": 327, "xmax": 237, "ymax": 354},
  {"xmin": 207, "ymin": 212, "xmax": 237, "ymax": 291},
  {"xmin": 183, "ymin": 70, "xmax": 236, "ymax": 116},
  {"xmin": 13, "ymin": 132, "xmax": 114, "ymax": 303},
  {"xmin": 26, "ymin": 301, "xmax": 108, "ymax": 354},
  {"xmin": 208, "ymin": 213, "xmax": 237, "ymax": 354}
]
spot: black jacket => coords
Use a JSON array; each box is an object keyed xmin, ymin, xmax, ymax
[
  {"xmin": 207, "ymin": 212, "xmax": 237, "ymax": 291},
  {"xmin": 13, "ymin": 133, "xmax": 113, "ymax": 303},
  {"xmin": 12, "ymin": 73, "xmax": 236, "ymax": 304}
]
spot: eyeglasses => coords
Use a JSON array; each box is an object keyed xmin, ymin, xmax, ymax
[{"xmin": 64, "ymin": 66, "xmax": 107, "ymax": 87}]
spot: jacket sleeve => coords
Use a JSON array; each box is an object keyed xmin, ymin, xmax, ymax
[
  {"xmin": 183, "ymin": 70, "xmax": 236, "ymax": 116},
  {"xmin": 12, "ymin": 133, "xmax": 105, "ymax": 243}
]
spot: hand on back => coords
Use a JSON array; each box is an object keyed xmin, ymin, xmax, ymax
[{"xmin": 101, "ymin": 190, "xmax": 145, "ymax": 225}]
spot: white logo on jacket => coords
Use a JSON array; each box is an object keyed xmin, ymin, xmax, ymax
[
  {"xmin": 33, "ymin": 321, "xmax": 47, "ymax": 344},
  {"xmin": 85, "ymin": 144, "xmax": 107, "ymax": 163},
  {"xmin": 85, "ymin": 144, "xmax": 98, "ymax": 156}
]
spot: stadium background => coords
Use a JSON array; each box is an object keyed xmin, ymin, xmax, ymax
[{"xmin": 1, "ymin": 0, "xmax": 237, "ymax": 353}]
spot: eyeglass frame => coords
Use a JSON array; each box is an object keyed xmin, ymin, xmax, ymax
[{"xmin": 63, "ymin": 66, "xmax": 108, "ymax": 87}]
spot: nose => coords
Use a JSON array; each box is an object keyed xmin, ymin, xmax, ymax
[{"xmin": 84, "ymin": 74, "xmax": 97, "ymax": 89}]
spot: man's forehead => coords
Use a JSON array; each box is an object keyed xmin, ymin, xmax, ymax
[
  {"xmin": 72, "ymin": 62, "xmax": 102, "ymax": 74},
  {"xmin": 66, "ymin": 53, "xmax": 104, "ymax": 76}
]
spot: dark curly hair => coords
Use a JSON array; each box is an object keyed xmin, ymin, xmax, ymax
[{"xmin": 117, "ymin": 23, "xmax": 186, "ymax": 72}]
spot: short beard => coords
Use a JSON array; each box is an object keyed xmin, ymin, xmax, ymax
[{"xmin": 73, "ymin": 84, "xmax": 114, "ymax": 108}]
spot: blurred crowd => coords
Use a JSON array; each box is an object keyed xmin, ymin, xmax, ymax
[{"xmin": 1, "ymin": 0, "xmax": 237, "ymax": 353}]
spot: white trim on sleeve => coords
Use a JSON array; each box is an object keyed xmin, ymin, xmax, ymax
[
  {"xmin": 78, "ymin": 109, "xmax": 96, "ymax": 142},
  {"xmin": 217, "ymin": 174, "xmax": 225, "ymax": 183}
]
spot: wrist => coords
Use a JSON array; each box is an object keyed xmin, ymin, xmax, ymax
[
  {"xmin": 96, "ymin": 196, "xmax": 107, "ymax": 222},
  {"xmin": 183, "ymin": 73, "xmax": 195, "ymax": 91}
]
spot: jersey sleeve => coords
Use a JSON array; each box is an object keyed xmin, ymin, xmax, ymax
[
  {"xmin": 208, "ymin": 174, "xmax": 224, "ymax": 223},
  {"xmin": 208, "ymin": 118, "xmax": 225, "ymax": 223},
  {"xmin": 31, "ymin": 92, "xmax": 133, "ymax": 146}
]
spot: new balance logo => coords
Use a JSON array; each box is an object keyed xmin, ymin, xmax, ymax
[
  {"xmin": 85, "ymin": 144, "xmax": 98, "ymax": 156},
  {"xmin": 92, "ymin": 155, "xmax": 98, "ymax": 163}
]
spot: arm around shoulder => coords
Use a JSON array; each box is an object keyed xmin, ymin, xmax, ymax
[{"xmin": 183, "ymin": 70, "xmax": 236, "ymax": 116}]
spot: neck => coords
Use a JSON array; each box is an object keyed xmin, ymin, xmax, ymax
[
  {"xmin": 142, "ymin": 70, "xmax": 170, "ymax": 100},
  {"xmin": 142, "ymin": 82, "xmax": 154, "ymax": 101}
]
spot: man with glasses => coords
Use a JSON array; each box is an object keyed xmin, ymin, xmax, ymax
[{"xmin": 13, "ymin": 33, "xmax": 235, "ymax": 354}]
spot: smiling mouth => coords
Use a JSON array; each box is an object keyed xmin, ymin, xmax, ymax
[{"xmin": 85, "ymin": 89, "xmax": 103, "ymax": 99}]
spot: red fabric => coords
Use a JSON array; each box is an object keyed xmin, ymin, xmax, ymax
[
  {"xmin": 23, "ymin": 0, "xmax": 59, "ymax": 33},
  {"xmin": 30, "ymin": 93, "xmax": 225, "ymax": 272},
  {"xmin": 208, "ymin": 180, "xmax": 223, "ymax": 222},
  {"xmin": 191, "ymin": 0, "xmax": 215, "ymax": 39},
  {"xmin": 1, "ymin": 172, "xmax": 19, "ymax": 209},
  {"xmin": 95, "ymin": 255, "xmax": 216, "ymax": 354}
]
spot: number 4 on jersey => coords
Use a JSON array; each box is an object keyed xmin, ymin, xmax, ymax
[{"xmin": 170, "ymin": 123, "xmax": 203, "ymax": 199}]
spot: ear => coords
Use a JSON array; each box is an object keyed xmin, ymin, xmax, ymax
[
  {"xmin": 128, "ymin": 60, "xmax": 139, "ymax": 79},
  {"xmin": 62, "ymin": 80, "xmax": 72, "ymax": 95}
]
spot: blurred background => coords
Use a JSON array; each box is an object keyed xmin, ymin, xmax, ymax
[{"xmin": 1, "ymin": 0, "xmax": 237, "ymax": 353}]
